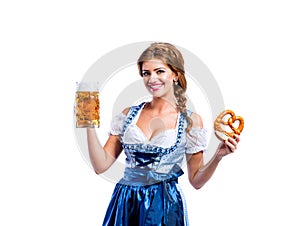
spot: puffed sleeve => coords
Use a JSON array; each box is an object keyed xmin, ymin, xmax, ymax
[
  {"xmin": 109, "ymin": 112, "xmax": 127, "ymax": 135},
  {"xmin": 185, "ymin": 127, "xmax": 208, "ymax": 154}
]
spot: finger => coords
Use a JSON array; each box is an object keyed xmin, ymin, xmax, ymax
[
  {"xmin": 225, "ymin": 140, "xmax": 236, "ymax": 152},
  {"xmin": 227, "ymin": 136, "xmax": 238, "ymax": 147},
  {"xmin": 233, "ymin": 134, "xmax": 241, "ymax": 142}
]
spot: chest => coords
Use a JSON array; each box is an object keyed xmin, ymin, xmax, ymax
[{"xmin": 136, "ymin": 111, "xmax": 179, "ymax": 141}]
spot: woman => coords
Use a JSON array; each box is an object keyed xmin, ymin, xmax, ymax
[{"xmin": 87, "ymin": 42, "xmax": 240, "ymax": 225}]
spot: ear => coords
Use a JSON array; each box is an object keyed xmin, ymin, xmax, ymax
[
  {"xmin": 172, "ymin": 71, "xmax": 178, "ymax": 82},
  {"xmin": 173, "ymin": 73, "xmax": 179, "ymax": 82}
]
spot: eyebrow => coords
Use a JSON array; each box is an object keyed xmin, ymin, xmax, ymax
[{"xmin": 142, "ymin": 67, "xmax": 166, "ymax": 71}]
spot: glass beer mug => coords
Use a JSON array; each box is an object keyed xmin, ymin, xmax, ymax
[{"xmin": 75, "ymin": 81, "xmax": 100, "ymax": 128}]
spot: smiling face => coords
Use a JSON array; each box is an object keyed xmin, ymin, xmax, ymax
[{"xmin": 141, "ymin": 59, "xmax": 178, "ymax": 99}]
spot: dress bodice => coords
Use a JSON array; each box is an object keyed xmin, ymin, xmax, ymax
[{"xmin": 110, "ymin": 102, "xmax": 208, "ymax": 185}]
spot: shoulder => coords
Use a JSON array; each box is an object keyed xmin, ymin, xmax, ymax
[
  {"xmin": 122, "ymin": 107, "xmax": 130, "ymax": 115},
  {"xmin": 122, "ymin": 102, "xmax": 146, "ymax": 116},
  {"xmin": 189, "ymin": 111, "xmax": 204, "ymax": 129},
  {"xmin": 121, "ymin": 102, "xmax": 145, "ymax": 116}
]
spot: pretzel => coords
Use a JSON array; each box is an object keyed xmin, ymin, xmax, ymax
[{"xmin": 214, "ymin": 110, "xmax": 244, "ymax": 141}]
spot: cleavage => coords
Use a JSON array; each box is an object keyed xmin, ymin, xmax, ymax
[{"xmin": 136, "ymin": 113, "xmax": 179, "ymax": 141}]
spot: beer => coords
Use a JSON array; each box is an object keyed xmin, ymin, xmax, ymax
[{"xmin": 75, "ymin": 91, "xmax": 100, "ymax": 128}]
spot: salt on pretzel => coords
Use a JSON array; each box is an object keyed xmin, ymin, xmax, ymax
[{"xmin": 214, "ymin": 110, "xmax": 244, "ymax": 141}]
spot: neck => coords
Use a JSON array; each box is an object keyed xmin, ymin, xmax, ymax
[{"xmin": 148, "ymin": 97, "xmax": 178, "ymax": 113}]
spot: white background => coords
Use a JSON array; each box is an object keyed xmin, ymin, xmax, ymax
[{"xmin": 1, "ymin": 0, "xmax": 299, "ymax": 225}]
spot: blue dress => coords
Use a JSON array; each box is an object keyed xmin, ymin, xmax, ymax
[{"xmin": 103, "ymin": 102, "xmax": 207, "ymax": 226}]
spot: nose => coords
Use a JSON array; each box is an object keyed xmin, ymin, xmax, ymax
[{"xmin": 148, "ymin": 72, "xmax": 159, "ymax": 81}]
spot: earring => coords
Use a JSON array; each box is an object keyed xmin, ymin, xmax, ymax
[{"xmin": 174, "ymin": 81, "xmax": 178, "ymax": 85}]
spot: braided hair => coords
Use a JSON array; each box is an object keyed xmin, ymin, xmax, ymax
[{"xmin": 137, "ymin": 42, "xmax": 193, "ymax": 132}]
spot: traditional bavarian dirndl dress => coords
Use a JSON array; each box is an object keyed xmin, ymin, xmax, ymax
[{"xmin": 103, "ymin": 102, "xmax": 207, "ymax": 226}]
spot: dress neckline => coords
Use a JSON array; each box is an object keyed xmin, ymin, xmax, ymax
[
  {"xmin": 133, "ymin": 102, "xmax": 181, "ymax": 142},
  {"xmin": 121, "ymin": 102, "xmax": 185, "ymax": 154}
]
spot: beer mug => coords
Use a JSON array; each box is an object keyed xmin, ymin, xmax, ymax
[{"xmin": 75, "ymin": 82, "xmax": 100, "ymax": 128}]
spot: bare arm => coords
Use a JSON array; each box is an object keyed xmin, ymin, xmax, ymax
[
  {"xmin": 87, "ymin": 108, "xmax": 129, "ymax": 174},
  {"xmin": 186, "ymin": 113, "xmax": 240, "ymax": 189},
  {"xmin": 87, "ymin": 129, "xmax": 123, "ymax": 174}
]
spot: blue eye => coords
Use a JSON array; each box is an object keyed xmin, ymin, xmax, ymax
[{"xmin": 157, "ymin": 70, "xmax": 165, "ymax": 74}]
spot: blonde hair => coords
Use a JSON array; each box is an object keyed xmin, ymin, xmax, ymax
[{"xmin": 137, "ymin": 42, "xmax": 193, "ymax": 132}]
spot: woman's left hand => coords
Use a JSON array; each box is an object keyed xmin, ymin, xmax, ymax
[{"xmin": 216, "ymin": 134, "xmax": 240, "ymax": 159}]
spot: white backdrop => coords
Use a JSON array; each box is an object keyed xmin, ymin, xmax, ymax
[{"xmin": 1, "ymin": 1, "xmax": 299, "ymax": 225}]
